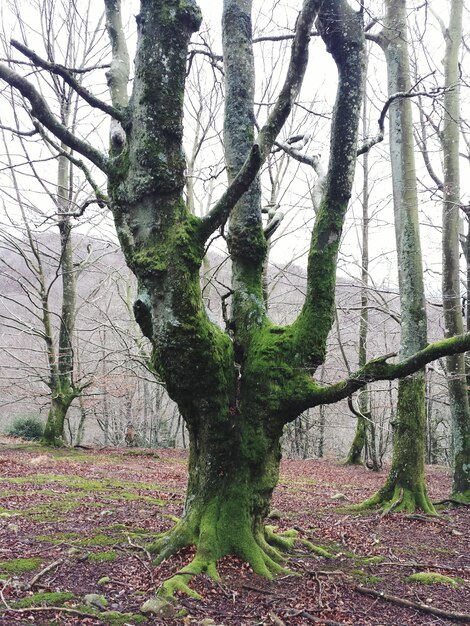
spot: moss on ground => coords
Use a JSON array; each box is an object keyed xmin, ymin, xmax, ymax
[
  {"xmin": 351, "ymin": 569, "xmax": 383, "ymax": 583},
  {"xmin": 89, "ymin": 551, "xmax": 117, "ymax": 562},
  {"xmin": 13, "ymin": 591, "xmax": 75, "ymax": 608},
  {"xmin": 100, "ymin": 611, "xmax": 148, "ymax": 625},
  {"xmin": 36, "ymin": 532, "xmax": 81, "ymax": 543},
  {"xmin": 406, "ymin": 572, "xmax": 462, "ymax": 586},
  {"xmin": 359, "ymin": 555, "xmax": 384, "ymax": 565},
  {"xmin": 75, "ymin": 534, "xmax": 118, "ymax": 547},
  {"xmin": 0, "ymin": 557, "xmax": 42, "ymax": 574}
]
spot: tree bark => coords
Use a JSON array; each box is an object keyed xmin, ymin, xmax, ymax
[
  {"xmin": 357, "ymin": 0, "xmax": 434, "ymax": 512},
  {"xmin": 441, "ymin": 0, "xmax": 470, "ymax": 500},
  {"xmin": 346, "ymin": 78, "xmax": 372, "ymax": 467}
]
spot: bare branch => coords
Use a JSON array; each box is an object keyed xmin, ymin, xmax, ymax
[
  {"xmin": 10, "ymin": 40, "xmax": 124, "ymax": 122},
  {"xmin": 0, "ymin": 63, "xmax": 109, "ymax": 172},
  {"xmin": 357, "ymin": 85, "xmax": 451, "ymax": 156}
]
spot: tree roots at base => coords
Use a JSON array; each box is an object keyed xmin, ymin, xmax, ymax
[
  {"xmin": 350, "ymin": 484, "xmax": 437, "ymax": 516},
  {"xmin": 144, "ymin": 518, "xmax": 305, "ymax": 604}
]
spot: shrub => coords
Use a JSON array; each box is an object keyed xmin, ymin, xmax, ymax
[{"xmin": 6, "ymin": 416, "xmax": 44, "ymax": 441}]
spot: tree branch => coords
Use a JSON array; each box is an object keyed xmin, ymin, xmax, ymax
[
  {"xmin": 33, "ymin": 122, "xmax": 108, "ymax": 207},
  {"xmin": 357, "ymin": 86, "xmax": 451, "ymax": 157},
  {"xmin": 354, "ymin": 585, "xmax": 470, "ymax": 622},
  {"xmin": 104, "ymin": 0, "xmax": 130, "ymax": 109},
  {"xmin": 0, "ymin": 63, "xmax": 109, "ymax": 173},
  {"xmin": 10, "ymin": 40, "xmax": 124, "ymax": 121},
  {"xmin": 310, "ymin": 331, "xmax": 470, "ymax": 406},
  {"xmin": 200, "ymin": 0, "xmax": 322, "ymax": 239}
]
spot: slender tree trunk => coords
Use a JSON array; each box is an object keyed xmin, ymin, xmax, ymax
[
  {"xmin": 441, "ymin": 0, "xmax": 470, "ymax": 500},
  {"xmin": 358, "ymin": 0, "xmax": 434, "ymax": 512},
  {"xmin": 346, "ymin": 84, "xmax": 371, "ymax": 466},
  {"xmin": 42, "ymin": 150, "xmax": 78, "ymax": 446},
  {"xmin": 43, "ymin": 395, "xmax": 74, "ymax": 446}
]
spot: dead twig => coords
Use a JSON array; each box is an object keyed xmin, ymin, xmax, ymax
[
  {"xmin": 285, "ymin": 609, "xmax": 345, "ymax": 625},
  {"xmin": 404, "ymin": 514, "xmax": 448, "ymax": 525},
  {"xmin": 268, "ymin": 610, "xmax": 287, "ymax": 626},
  {"xmin": 355, "ymin": 585, "xmax": 470, "ymax": 622},
  {"xmin": 24, "ymin": 558, "xmax": 63, "ymax": 591},
  {"xmin": 372, "ymin": 561, "xmax": 470, "ymax": 572},
  {"xmin": 0, "ymin": 605, "xmax": 106, "ymax": 621},
  {"xmin": 116, "ymin": 546, "xmax": 155, "ymax": 583},
  {"xmin": 126, "ymin": 535, "xmax": 151, "ymax": 560},
  {"xmin": 241, "ymin": 583, "xmax": 278, "ymax": 596}
]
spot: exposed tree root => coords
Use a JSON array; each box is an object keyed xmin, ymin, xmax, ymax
[
  {"xmin": 434, "ymin": 493, "xmax": 470, "ymax": 507},
  {"xmin": 146, "ymin": 514, "xmax": 301, "ymax": 604},
  {"xmin": 144, "ymin": 496, "xmax": 341, "ymax": 608},
  {"xmin": 350, "ymin": 483, "xmax": 437, "ymax": 516}
]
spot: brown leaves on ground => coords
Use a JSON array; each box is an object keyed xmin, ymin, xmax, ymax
[{"xmin": 0, "ymin": 443, "xmax": 468, "ymax": 625}]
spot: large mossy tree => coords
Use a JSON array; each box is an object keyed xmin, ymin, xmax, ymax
[{"xmin": 3, "ymin": 0, "xmax": 470, "ymax": 596}]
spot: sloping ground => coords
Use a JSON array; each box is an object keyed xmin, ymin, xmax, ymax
[{"xmin": 0, "ymin": 441, "xmax": 468, "ymax": 625}]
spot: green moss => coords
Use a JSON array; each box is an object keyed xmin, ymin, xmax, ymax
[
  {"xmin": 36, "ymin": 532, "xmax": 80, "ymax": 543},
  {"xmin": 122, "ymin": 450, "xmax": 160, "ymax": 459},
  {"xmin": 351, "ymin": 570, "xmax": 383, "ymax": 584},
  {"xmin": 0, "ymin": 557, "xmax": 42, "ymax": 574},
  {"xmin": 89, "ymin": 551, "xmax": 117, "ymax": 562},
  {"xmin": 449, "ymin": 490, "xmax": 470, "ymax": 503},
  {"xmin": 359, "ymin": 555, "xmax": 384, "ymax": 565},
  {"xmin": 101, "ymin": 611, "xmax": 147, "ymax": 625},
  {"xmin": 13, "ymin": 591, "xmax": 75, "ymax": 608},
  {"xmin": 75, "ymin": 534, "xmax": 117, "ymax": 547},
  {"xmin": 298, "ymin": 540, "xmax": 335, "ymax": 558},
  {"xmin": 406, "ymin": 572, "xmax": 462, "ymax": 586},
  {"xmin": 76, "ymin": 603, "xmax": 146, "ymax": 624},
  {"xmin": 0, "ymin": 508, "xmax": 20, "ymax": 517},
  {"xmin": 102, "ymin": 492, "xmax": 166, "ymax": 505}
]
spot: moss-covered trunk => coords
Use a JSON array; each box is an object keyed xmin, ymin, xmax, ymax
[
  {"xmin": 441, "ymin": 0, "xmax": 470, "ymax": 501},
  {"xmin": 346, "ymin": 416, "xmax": 367, "ymax": 465},
  {"xmin": 361, "ymin": 374, "xmax": 433, "ymax": 512},
  {"xmin": 151, "ymin": 407, "xmax": 287, "ymax": 583},
  {"xmin": 357, "ymin": 0, "xmax": 435, "ymax": 513},
  {"xmin": 42, "ymin": 394, "xmax": 74, "ymax": 446}
]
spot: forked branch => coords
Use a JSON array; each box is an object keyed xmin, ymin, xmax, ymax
[
  {"xmin": 10, "ymin": 40, "xmax": 124, "ymax": 121},
  {"xmin": 201, "ymin": 0, "xmax": 322, "ymax": 238},
  {"xmin": 0, "ymin": 64, "xmax": 109, "ymax": 173}
]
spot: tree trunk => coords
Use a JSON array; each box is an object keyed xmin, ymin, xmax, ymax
[
  {"xmin": 441, "ymin": 0, "xmax": 470, "ymax": 500},
  {"xmin": 357, "ymin": 0, "xmax": 434, "ymax": 512},
  {"xmin": 43, "ymin": 148, "xmax": 78, "ymax": 446},
  {"xmin": 151, "ymin": 407, "xmax": 287, "ymax": 584},
  {"xmin": 346, "ymin": 416, "xmax": 367, "ymax": 465},
  {"xmin": 346, "ymin": 63, "xmax": 371, "ymax": 467},
  {"xmin": 43, "ymin": 395, "xmax": 74, "ymax": 446},
  {"xmin": 362, "ymin": 374, "xmax": 431, "ymax": 511}
]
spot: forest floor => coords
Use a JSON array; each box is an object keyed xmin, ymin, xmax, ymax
[{"xmin": 0, "ymin": 440, "xmax": 469, "ymax": 626}]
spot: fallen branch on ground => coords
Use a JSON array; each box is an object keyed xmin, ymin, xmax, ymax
[
  {"xmin": 24, "ymin": 559, "xmax": 63, "ymax": 590},
  {"xmin": 269, "ymin": 610, "xmax": 287, "ymax": 626},
  {"xmin": 355, "ymin": 585, "xmax": 470, "ymax": 622},
  {"xmin": 285, "ymin": 610, "xmax": 346, "ymax": 625}
]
